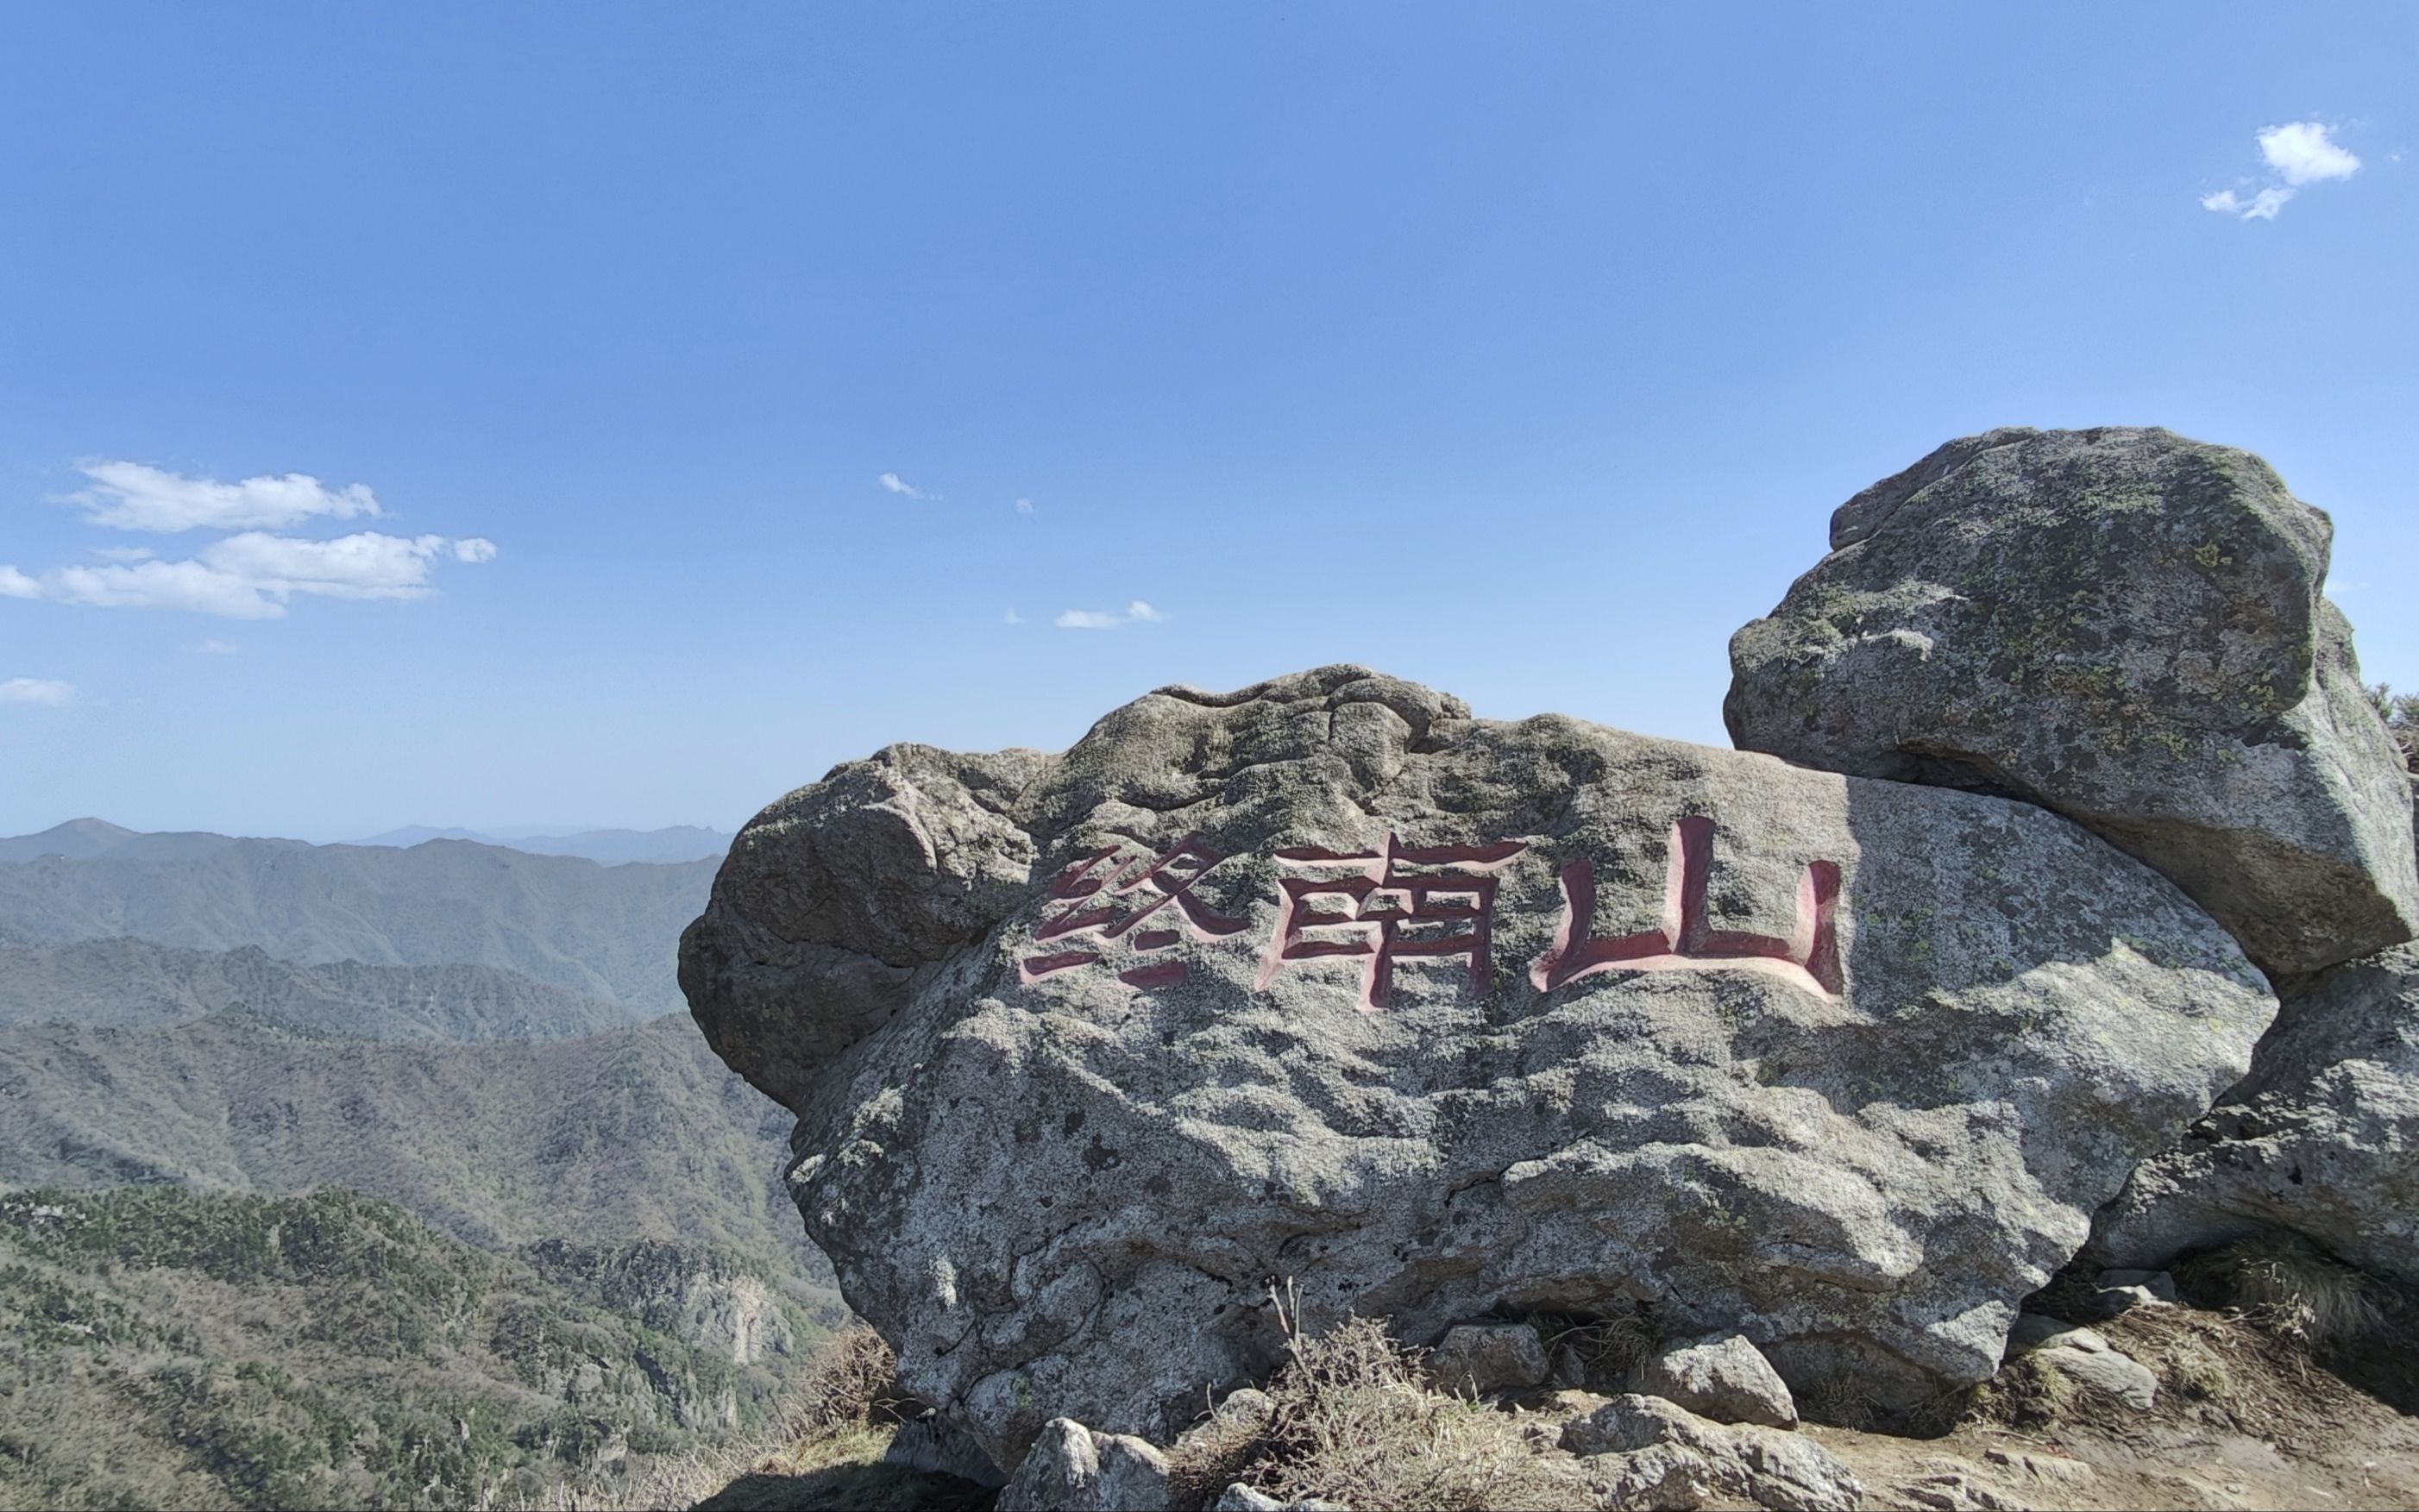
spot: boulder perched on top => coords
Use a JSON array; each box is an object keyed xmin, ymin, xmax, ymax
[
  {"xmin": 682, "ymin": 667, "xmax": 2272, "ymax": 1468},
  {"xmin": 2090, "ymin": 942, "xmax": 2419, "ymax": 1286},
  {"xmin": 1725, "ymin": 425, "xmax": 2418, "ymax": 976}
]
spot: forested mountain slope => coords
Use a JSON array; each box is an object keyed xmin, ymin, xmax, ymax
[
  {"xmin": 0, "ymin": 1186, "xmax": 839, "ymax": 1512},
  {"xmin": 0, "ymin": 1011, "xmax": 807, "ymax": 1264},
  {"xmin": 0, "ymin": 938, "xmax": 641, "ymax": 1040}
]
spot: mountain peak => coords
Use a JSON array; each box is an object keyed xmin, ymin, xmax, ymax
[{"xmin": 0, "ymin": 819, "xmax": 141, "ymax": 863}]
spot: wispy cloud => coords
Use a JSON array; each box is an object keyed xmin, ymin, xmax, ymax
[
  {"xmin": 1055, "ymin": 599, "xmax": 1168, "ymax": 631},
  {"xmin": 878, "ymin": 472, "xmax": 937, "ymax": 500},
  {"xmin": 2, "ymin": 530, "xmax": 496, "ymax": 619},
  {"xmin": 64, "ymin": 461, "xmax": 382, "ymax": 532},
  {"xmin": 2201, "ymin": 186, "xmax": 2295, "ymax": 221},
  {"xmin": 192, "ymin": 639, "xmax": 239, "ymax": 655},
  {"xmin": 1003, "ymin": 609, "xmax": 1023, "ymax": 625},
  {"xmin": 1015, "ymin": 497, "xmax": 1036, "ymax": 515},
  {"xmin": 0, "ymin": 677, "xmax": 74, "ymax": 706},
  {"xmin": 7, "ymin": 461, "xmax": 496, "ymax": 620},
  {"xmin": 2204, "ymin": 121, "xmax": 2360, "ymax": 220}
]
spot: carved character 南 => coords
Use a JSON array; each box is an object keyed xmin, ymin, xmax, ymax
[{"xmin": 1256, "ymin": 834, "xmax": 1528, "ymax": 1011}]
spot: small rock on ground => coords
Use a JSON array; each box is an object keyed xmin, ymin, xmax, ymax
[
  {"xmin": 1639, "ymin": 1333, "xmax": 1799, "ymax": 1427},
  {"xmin": 997, "ymin": 1417, "xmax": 1172, "ymax": 1512},
  {"xmin": 2003, "ymin": 1315, "xmax": 2158, "ymax": 1412},
  {"xmin": 1210, "ymin": 1487, "xmax": 1350, "ymax": 1512},
  {"xmin": 1563, "ymin": 1392, "xmax": 1862, "ymax": 1511}
]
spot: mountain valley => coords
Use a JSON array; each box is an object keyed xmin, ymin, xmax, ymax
[{"xmin": 0, "ymin": 821, "xmax": 836, "ymax": 1510}]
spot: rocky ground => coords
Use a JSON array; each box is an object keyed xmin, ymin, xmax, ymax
[{"xmin": 632, "ymin": 1271, "xmax": 2419, "ymax": 1512}]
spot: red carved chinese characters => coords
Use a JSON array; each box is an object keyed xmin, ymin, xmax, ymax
[
  {"xmin": 1020, "ymin": 835, "xmax": 1250, "ymax": 991},
  {"xmin": 1529, "ymin": 816, "xmax": 1841, "ymax": 998},
  {"xmin": 1255, "ymin": 835, "xmax": 1528, "ymax": 1012}
]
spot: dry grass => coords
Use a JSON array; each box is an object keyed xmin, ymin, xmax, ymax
[
  {"xmin": 1800, "ymin": 1370, "xmax": 1888, "ymax": 1432},
  {"xmin": 1530, "ymin": 1308, "xmax": 1655, "ymax": 1389},
  {"xmin": 2174, "ymin": 1232, "xmax": 2391, "ymax": 1352},
  {"xmin": 1200, "ymin": 1292, "xmax": 1590, "ymax": 1512}
]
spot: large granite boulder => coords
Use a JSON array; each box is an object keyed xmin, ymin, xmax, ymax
[
  {"xmin": 682, "ymin": 666, "xmax": 2273, "ymax": 1468},
  {"xmin": 1725, "ymin": 425, "xmax": 2418, "ymax": 976},
  {"xmin": 2090, "ymin": 942, "xmax": 2419, "ymax": 1285}
]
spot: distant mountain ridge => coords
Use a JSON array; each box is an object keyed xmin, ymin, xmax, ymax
[
  {"xmin": 0, "ymin": 817, "xmax": 735, "ymax": 869},
  {"xmin": 0, "ymin": 818, "xmax": 276, "ymax": 865},
  {"xmin": 353, "ymin": 824, "xmax": 735, "ymax": 865},
  {"xmin": 0, "ymin": 938, "xmax": 642, "ymax": 1040},
  {"xmin": 0, "ymin": 835, "xmax": 714, "ymax": 1012}
]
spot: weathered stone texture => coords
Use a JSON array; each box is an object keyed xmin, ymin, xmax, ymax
[
  {"xmin": 1725, "ymin": 425, "xmax": 2418, "ymax": 975},
  {"xmin": 996, "ymin": 1416, "xmax": 1172, "ymax": 1512},
  {"xmin": 1561, "ymin": 1393, "xmax": 1863, "ymax": 1511},
  {"xmin": 682, "ymin": 666, "xmax": 2272, "ymax": 1467},
  {"xmin": 2091, "ymin": 942, "xmax": 2419, "ymax": 1285}
]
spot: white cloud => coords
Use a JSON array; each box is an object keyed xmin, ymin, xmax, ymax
[
  {"xmin": 1015, "ymin": 497, "xmax": 1036, "ymax": 515},
  {"xmin": 2260, "ymin": 122, "xmax": 2360, "ymax": 185},
  {"xmin": 1004, "ymin": 609, "xmax": 1023, "ymax": 624},
  {"xmin": 192, "ymin": 639, "xmax": 239, "ymax": 655},
  {"xmin": 88, "ymin": 545, "xmax": 156, "ymax": 562},
  {"xmin": 1055, "ymin": 599, "xmax": 1168, "ymax": 631},
  {"xmin": 878, "ymin": 472, "xmax": 936, "ymax": 500},
  {"xmin": 0, "ymin": 677, "xmax": 74, "ymax": 706},
  {"xmin": 0, "ymin": 530, "xmax": 495, "ymax": 618},
  {"xmin": 2205, "ymin": 122, "xmax": 2360, "ymax": 220},
  {"xmin": 65, "ymin": 461, "xmax": 381, "ymax": 532}
]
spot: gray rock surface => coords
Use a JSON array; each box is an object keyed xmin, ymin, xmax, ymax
[
  {"xmin": 2091, "ymin": 942, "xmax": 2419, "ymax": 1285},
  {"xmin": 1725, "ymin": 425, "xmax": 2418, "ymax": 976},
  {"xmin": 683, "ymin": 666, "xmax": 2273, "ymax": 1466},
  {"xmin": 1638, "ymin": 1333, "xmax": 1798, "ymax": 1428},
  {"xmin": 996, "ymin": 1417, "xmax": 1172, "ymax": 1512},
  {"xmin": 1563, "ymin": 1393, "xmax": 1863, "ymax": 1511},
  {"xmin": 1562, "ymin": 1392, "xmax": 1726, "ymax": 1458},
  {"xmin": 1427, "ymin": 1321, "xmax": 1549, "ymax": 1395}
]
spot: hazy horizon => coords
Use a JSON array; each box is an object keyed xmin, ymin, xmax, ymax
[{"xmin": 0, "ymin": 814, "xmax": 738, "ymax": 851}]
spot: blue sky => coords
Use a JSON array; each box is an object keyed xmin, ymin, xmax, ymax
[{"xmin": 2, "ymin": 4, "xmax": 2412, "ymax": 840}]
